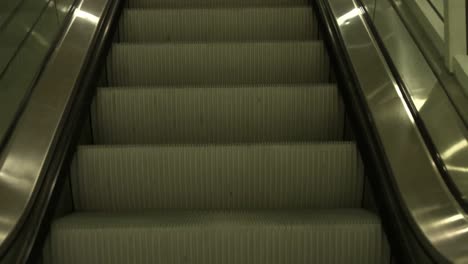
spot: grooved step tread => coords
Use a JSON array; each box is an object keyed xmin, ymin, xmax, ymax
[
  {"xmin": 72, "ymin": 143, "xmax": 363, "ymax": 211},
  {"xmin": 128, "ymin": 0, "xmax": 309, "ymax": 8},
  {"xmin": 92, "ymin": 84, "xmax": 344, "ymax": 144},
  {"xmin": 48, "ymin": 209, "xmax": 388, "ymax": 264},
  {"xmin": 118, "ymin": 7, "xmax": 318, "ymax": 42},
  {"xmin": 107, "ymin": 41, "xmax": 329, "ymax": 86},
  {"xmin": 44, "ymin": 0, "xmax": 391, "ymax": 262}
]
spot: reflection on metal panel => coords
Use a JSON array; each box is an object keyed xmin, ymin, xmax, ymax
[
  {"xmin": 56, "ymin": 0, "xmax": 76, "ymax": 22},
  {"xmin": 390, "ymin": 0, "xmax": 468, "ymax": 128},
  {"xmin": 374, "ymin": 2, "xmax": 437, "ymax": 110},
  {"xmin": 428, "ymin": 0, "xmax": 444, "ymax": 18},
  {"xmin": 398, "ymin": 0, "xmax": 445, "ymax": 53},
  {"xmin": 327, "ymin": 0, "xmax": 468, "ymax": 262},
  {"xmin": 445, "ymin": 1, "xmax": 467, "ymax": 71},
  {"xmin": 373, "ymin": 0, "xmax": 468, "ymax": 207},
  {"xmin": 0, "ymin": 0, "xmax": 76, "ymax": 149},
  {"xmin": 0, "ymin": 0, "xmax": 26, "ymax": 28},
  {"xmin": 0, "ymin": 0, "xmax": 110, "ymax": 254},
  {"xmin": 0, "ymin": 0, "xmax": 51, "ymax": 74},
  {"xmin": 0, "ymin": 1, "xmax": 60, "ymax": 146},
  {"xmin": 361, "ymin": 0, "xmax": 376, "ymax": 19}
]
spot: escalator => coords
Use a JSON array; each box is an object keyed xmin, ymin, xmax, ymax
[
  {"xmin": 41, "ymin": 0, "xmax": 390, "ymax": 263},
  {"xmin": 3, "ymin": 0, "xmax": 468, "ymax": 263}
]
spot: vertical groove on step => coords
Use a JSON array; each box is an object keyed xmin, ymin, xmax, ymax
[
  {"xmin": 73, "ymin": 143, "xmax": 363, "ymax": 211},
  {"xmin": 107, "ymin": 42, "xmax": 329, "ymax": 86},
  {"xmin": 92, "ymin": 85, "xmax": 344, "ymax": 144},
  {"xmin": 119, "ymin": 7, "xmax": 318, "ymax": 42},
  {"xmin": 50, "ymin": 210, "xmax": 387, "ymax": 264},
  {"xmin": 129, "ymin": 0, "xmax": 309, "ymax": 8},
  {"xmin": 47, "ymin": 0, "xmax": 390, "ymax": 262}
]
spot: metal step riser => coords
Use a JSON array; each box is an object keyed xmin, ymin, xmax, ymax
[
  {"xmin": 127, "ymin": 0, "xmax": 310, "ymax": 8},
  {"xmin": 118, "ymin": 8, "xmax": 318, "ymax": 42},
  {"xmin": 72, "ymin": 144, "xmax": 363, "ymax": 211},
  {"xmin": 107, "ymin": 42, "xmax": 330, "ymax": 86},
  {"xmin": 48, "ymin": 210, "xmax": 388, "ymax": 264},
  {"xmin": 92, "ymin": 85, "xmax": 344, "ymax": 144}
]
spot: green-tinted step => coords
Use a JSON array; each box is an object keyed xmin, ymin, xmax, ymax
[
  {"xmin": 48, "ymin": 210, "xmax": 388, "ymax": 264},
  {"xmin": 72, "ymin": 143, "xmax": 363, "ymax": 211},
  {"xmin": 92, "ymin": 84, "xmax": 344, "ymax": 144},
  {"xmin": 118, "ymin": 7, "xmax": 318, "ymax": 42},
  {"xmin": 128, "ymin": 0, "xmax": 309, "ymax": 8},
  {"xmin": 107, "ymin": 41, "xmax": 329, "ymax": 86}
]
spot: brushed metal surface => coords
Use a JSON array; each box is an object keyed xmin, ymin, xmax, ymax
[
  {"xmin": 328, "ymin": 0, "xmax": 468, "ymax": 262},
  {"xmin": 0, "ymin": 0, "xmax": 50, "ymax": 74},
  {"xmin": 0, "ymin": 1, "xmax": 60, "ymax": 148},
  {"xmin": 0, "ymin": 0, "xmax": 110, "ymax": 253},
  {"xmin": 373, "ymin": 0, "xmax": 468, "ymax": 210},
  {"xmin": 389, "ymin": 0, "xmax": 468, "ymax": 127},
  {"xmin": 361, "ymin": 0, "xmax": 376, "ymax": 18}
]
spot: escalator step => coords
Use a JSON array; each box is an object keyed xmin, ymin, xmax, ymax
[
  {"xmin": 92, "ymin": 84, "xmax": 344, "ymax": 144},
  {"xmin": 72, "ymin": 143, "xmax": 363, "ymax": 211},
  {"xmin": 118, "ymin": 7, "xmax": 318, "ymax": 42},
  {"xmin": 107, "ymin": 41, "xmax": 329, "ymax": 86},
  {"xmin": 41, "ymin": 0, "xmax": 393, "ymax": 262},
  {"xmin": 128, "ymin": 0, "xmax": 309, "ymax": 8},
  {"xmin": 49, "ymin": 209, "xmax": 388, "ymax": 264}
]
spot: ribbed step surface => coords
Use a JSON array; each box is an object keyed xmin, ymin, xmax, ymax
[
  {"xmin": 45, "ymin": 0, "xmax": 391, "ymax": 262},
  {"xmin": 49, "ymin": 210, "xmax": 388, "ymax": 264},
  {"xmin": 107, "ymin": 41, "xmax": 329, "ymax": 86},
  {"xmin": 92, "ymin": 85, "xmax": 344, "ymax": 144},
  {"xmin": 72, "ymin": 143, "xmax": 363, "ymax": 211},
  {"xmin": 128, "ymin": 0, "xmax": 309, "ymax": 8},
  {"xmin": 118, "ymin": 7, "xmax": 318, "ymax": 42}
]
